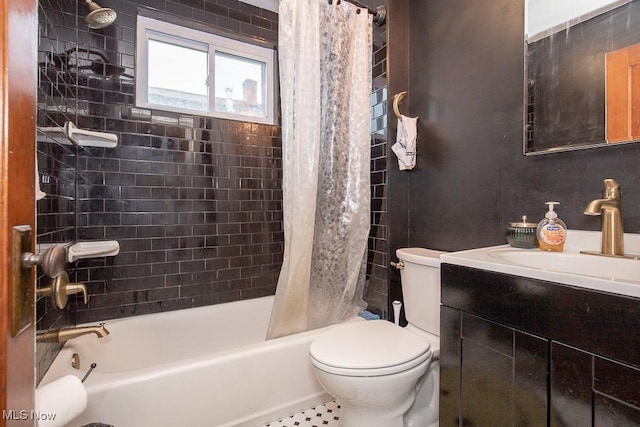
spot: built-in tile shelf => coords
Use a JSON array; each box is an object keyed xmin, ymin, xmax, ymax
[
  {"xmin": 67, "ymin": 240, "xmax": 120, "ymax": 262},
  {"xmin": 36, "ymin": 126, "xmax": 67, "ymax": 145},
  {"xmin": 37, "ymin": 240, "xmax": 120, "ymax": 263},
  {"xmin": 37, "ymin": 122, "xmax": 118, "ymax": 148}
]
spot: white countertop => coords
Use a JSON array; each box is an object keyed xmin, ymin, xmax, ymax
[{"xmin": 440, "ymin": 230, "xmax": 640, "ymax": 299}]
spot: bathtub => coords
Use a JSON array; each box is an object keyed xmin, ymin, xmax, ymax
[{"xmin": 40, "ymin": 296, "xmax": 359, "ymax": 427}]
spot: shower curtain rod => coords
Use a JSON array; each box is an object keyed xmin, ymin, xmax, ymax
[{"xmin": 329, "ymin": 0, "xmax": 387, "ymax": 26}]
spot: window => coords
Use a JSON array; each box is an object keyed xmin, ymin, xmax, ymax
[{"xmin": 136, "ymin": 16, "xmax": 276, "ymax": 125}]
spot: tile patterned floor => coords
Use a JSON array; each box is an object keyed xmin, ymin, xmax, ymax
[{"xmin": 264, "ymin": 400, "xmax": 341, "ymax": 427}]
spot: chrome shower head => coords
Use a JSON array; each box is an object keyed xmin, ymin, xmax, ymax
[{"xmin": 85, "ymin": 0, "xmax": 117, "ymax": 29}]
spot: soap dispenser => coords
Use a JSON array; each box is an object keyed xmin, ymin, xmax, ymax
[{"xmin": 536, "ymin": 202, "xmax": 567, "ymax": 252}]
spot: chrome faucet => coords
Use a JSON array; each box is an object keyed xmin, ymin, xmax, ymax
[
  {"xmin": 37, "ymin": 323, "xmax": 110, "ymax": 343},
  {"xmin": 583, "ymin": 178, "xmax": 624, "ymax": 256}
]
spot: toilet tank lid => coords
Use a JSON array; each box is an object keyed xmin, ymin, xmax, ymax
[{"xmin": 396, "ymin": 248, "xmax": 445, "ymax": 266}]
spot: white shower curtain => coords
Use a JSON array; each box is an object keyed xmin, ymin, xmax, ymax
[{"xmin": 266, "ymin": 0, "xmax": 372, "ymax": 339}]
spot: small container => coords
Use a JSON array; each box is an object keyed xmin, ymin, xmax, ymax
[{"xmin": 506, "ymin": 215, "xmax": 539, "ymax": 248}]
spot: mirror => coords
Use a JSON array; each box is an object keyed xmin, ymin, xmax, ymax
[{"xmin": 524, "ymin": 0, "xmax": 640, "ymax": 155}]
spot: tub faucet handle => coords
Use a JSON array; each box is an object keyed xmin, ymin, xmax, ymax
[
  {"xmin": 36, "ymin": 271, "xmax": 89, "ymax": 310},
  {"xmin": 66, "ymin": 283, "xmax": 88, "ymax": 305}
]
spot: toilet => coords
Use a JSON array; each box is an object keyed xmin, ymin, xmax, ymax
[{"xmin": 309, "ymin": 248, "xmax": 443, "ymax": 427}]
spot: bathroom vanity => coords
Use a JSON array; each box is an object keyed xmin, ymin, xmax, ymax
[{"xmin": 439, "ymin": 231, "xmax": 640, "ymax": 427}]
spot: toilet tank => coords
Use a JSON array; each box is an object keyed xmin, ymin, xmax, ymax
[{"xmin": 396, "ymin": 248, "xmax": 445, "ymax": 337}]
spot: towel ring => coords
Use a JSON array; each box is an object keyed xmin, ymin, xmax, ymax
[{"xmin": 393, "ymin": 91, "xmax": 407, "ymax": 119}]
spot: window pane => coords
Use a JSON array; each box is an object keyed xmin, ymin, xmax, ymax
[
  {"xmin": 215, "ymin": 52, "xmax": 266, "ymax": 118},
  {"xmin": 136, "ymin": 16, "xmax": 275, "ymax": 124},
  {"xmin": 148, "ymin": 39, "xmax": 208, "ymax": 112}
]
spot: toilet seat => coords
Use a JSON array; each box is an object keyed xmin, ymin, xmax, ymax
[{"xmin": 310, "ymin": 320, "xmax": 432, "ymax": 377}]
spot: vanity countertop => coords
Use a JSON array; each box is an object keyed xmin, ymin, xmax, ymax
[{"xmin": 441, "ymin": 230, "xmax": 640, "ymax": 298}]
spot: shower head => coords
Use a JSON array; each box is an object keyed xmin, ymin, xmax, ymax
[{"xmin": 85, "ymin": 0, "xmax": 117, "ymax": 29}]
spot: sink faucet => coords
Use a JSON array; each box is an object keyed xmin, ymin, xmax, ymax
[
  {"xmin": 584, "ymin": 178, "xmax": 624, "ymax": 256},
  {"xmin": 37, "ymin": 323, "xmax": 110, "ymax": 343}
]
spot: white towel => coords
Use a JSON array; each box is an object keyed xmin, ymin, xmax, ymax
[{"xmin": 391, "ymin": 115, "xmax": 418, "ymax": 170}]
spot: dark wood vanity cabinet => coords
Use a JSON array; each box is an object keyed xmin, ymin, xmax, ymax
[{"xmin": 439, "ymin": 264, "xmax": 640, "ymax": 427}]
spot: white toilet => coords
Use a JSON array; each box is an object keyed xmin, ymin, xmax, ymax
[{"xmin": 309, "ymin": 248, "xmax": 443, "ymax": 427}]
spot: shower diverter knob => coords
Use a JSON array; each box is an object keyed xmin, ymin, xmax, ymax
[{"xmin": 22, "ymin": 244, "xmax": 66, "ymax": 277}]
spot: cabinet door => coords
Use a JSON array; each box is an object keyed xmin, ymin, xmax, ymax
[
  {"xmin": 551, "ymin": 342, "xmax": 640, "ymax": 427},
  {"xmin": 440, "ymin": 306, "xmax": 462, "ymax": 427},
  {"xmin": 440, "ymin": 309, "xmax": 548, "ymax": 427}
]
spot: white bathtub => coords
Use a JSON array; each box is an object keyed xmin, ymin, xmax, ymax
[{"xmin": 40, "ymin": 296, "xmax": 359, "ymax": 427}]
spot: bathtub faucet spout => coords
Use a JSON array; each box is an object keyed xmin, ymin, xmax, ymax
[{"xmin": 37, "ymin": 323, "xmax": 110, "ymax": 343}]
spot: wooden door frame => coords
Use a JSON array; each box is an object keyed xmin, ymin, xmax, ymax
[{"xmin": 1, "ymin": 0, "xmax": 37, "ymax": 424}]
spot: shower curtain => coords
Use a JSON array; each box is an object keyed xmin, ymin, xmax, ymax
[{"xmin": 266, "ymin": 0, "xmax": 372, "ymax": 339}]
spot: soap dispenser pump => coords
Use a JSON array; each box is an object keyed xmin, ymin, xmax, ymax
[{"xmin": 536, "ymin": 202, "xmax": 567, "ymax": 252}]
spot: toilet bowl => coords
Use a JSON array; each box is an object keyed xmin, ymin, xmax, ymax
[
  {"xmin": 310, "ymin": 320, "xmax": 433, "ymax": 427},
  {"xmin": 309, "ymin": 248, "xmax": 444, "ymax": 427}
]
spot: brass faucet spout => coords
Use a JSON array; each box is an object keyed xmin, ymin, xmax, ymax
[
  {"xmin": 584, "ymin": 198, "xmax": 616, "ymax": 215},
  {"xmin": 37, "ymin": 323, "xmax": 110, "ymax": 343},
  {"xmin": 583, "ymin": 179, "xmax": 624, "ymax": 256}
]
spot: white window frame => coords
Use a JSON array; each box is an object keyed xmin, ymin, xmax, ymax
[{"xmin": 136, "ymin": 15, "xmax": 276, "ymax": 125}]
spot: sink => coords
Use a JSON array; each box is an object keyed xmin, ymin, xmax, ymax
[
  {"xmin": 441, "ymin": 230, "xmax": 640, "ymax": 298},
  {"xmin": 487, "ymin": 248, "xmax": 640, "ymax": 283}
]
